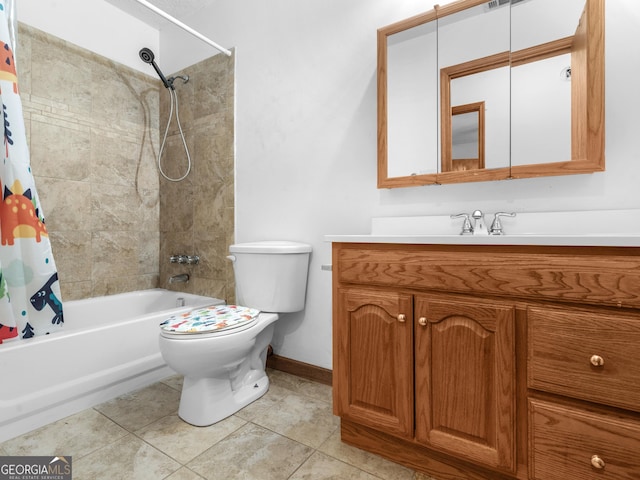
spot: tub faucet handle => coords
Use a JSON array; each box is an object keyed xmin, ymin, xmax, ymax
[
  {"xmin": 490, "ymin": 212, "xmax": 516, "ymax": 236},
  {"xmin": 451, "ymin": 213, "xmax": 473, "ymax": 235}
]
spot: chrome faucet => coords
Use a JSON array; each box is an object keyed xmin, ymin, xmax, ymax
[
  {"xmin": 489, "ymin": 212, "xmax": 517, "ymax": 235},
  {"xmin": 451, "ymin": 210, "xmax": 517, "ymax": 235},
  {"xmin": 169, "ymin": 273, "xmax": 189, "ymax": 284},
  {"xmin": 169, "ymin": 254, "xmax": 199, "ymax": 265},
  {"xmin": 450, "ymin": 213, "xmax": 474, "ymax": 235},
  {"xmin": 471, "ymin": 210, "xmax": 488, "ymax": 236}
]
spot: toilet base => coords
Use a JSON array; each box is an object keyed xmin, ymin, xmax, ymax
[{"xmin": 177, "ymin": 371, "xmax": 270, "ymax": 427}]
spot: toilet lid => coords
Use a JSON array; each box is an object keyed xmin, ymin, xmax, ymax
[{"xmin": 159, "ymin": 304, "xmax": 260, "ymax": 334}]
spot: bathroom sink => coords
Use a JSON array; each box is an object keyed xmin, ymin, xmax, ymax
[{"xmin": 325, "ymin": 209, "xmax": 640, "ymax": 247}]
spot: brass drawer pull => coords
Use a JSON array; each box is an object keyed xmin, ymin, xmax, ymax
[
  {"xmin": 591, "ymin": 455, "xmax": 605, "ymax": 469},
  {"xmin": 590, "ymin": 355, "xmax": 605, "ymax": 367},
  {"xmin": 418, "ymin": 317, "xmax": 427, "ymax": 326},
  {"xmin": 397, "ymin": 314, "xmax": 406, "ymax": 323}
]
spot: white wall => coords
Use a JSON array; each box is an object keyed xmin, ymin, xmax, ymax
[
  {"xmin": 19, "ymin": 0, "xmax": 640, "ymax": 370},
  {"xmin": 19, "ymin": 0, "xmax": 159, "ymax": 74}
]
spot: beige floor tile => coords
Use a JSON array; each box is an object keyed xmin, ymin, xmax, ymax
[
  {"xmin": 0, "ymin": 371, "xmax": 427, "ymax": 479},
  {"xmin": 0, "ymin": 409, "xmax": 128, "ymax": 459},
  {"xmin": 164, "ymin": 466, "xmax": 206, "ymax": 480},
  {"xmin": 318, "ymin": 430, "xmax": 416, "ymax": 480},
  {"xmin": 289, "ymin": 451, "xmax": 382, "ymax": 479},
  {"xmin": 73, "ymin": 433, "xmax": 180, "ymax": 480},
  {"xmin": 161, "ymin": 374, "xmax": 184, "ymax": 392},
  {"xmin": 413, "ymin": 474, "xmax": 439, "ymax": 480},
  {"xmin": 268, "ymin": 369, "xmax": 333, "ymax": 404},
  {"xmin": 187, "ymin": 423, "xmax": 313, "ymax": 480},
  {"xmin": 234, "ymin": 382, "xmax": 295, "ymax": 422},
  {"xmin": 136, "ymin": 413, "xmax": 247, "ymax": 464},
  {"xmin": 252, "ymin": 392, "xmax": 340, "ymax": 448},
  {"xmin": 95, "ymin": 382, "xmax": 180, "ymax": 431}
]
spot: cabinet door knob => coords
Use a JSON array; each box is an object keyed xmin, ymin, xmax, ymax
[
  {"xmin": 590, "ymin": 355, "xmax": 605, "ymax": 367},
  {"xmin": 397, "ymin": 314, "xmax": 406, "ymax": 323},
  {"xmin": 591, "ymin": 455, "xmax": 605, "ymax": 469},
  {"xmin": 418, "ymin": 317, "xmax": 427, "ymax": 326}
]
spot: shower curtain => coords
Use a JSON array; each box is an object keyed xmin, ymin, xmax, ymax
[{"xmin": 0, "ymin": 0, "xmax": 64, "ymax": 343}]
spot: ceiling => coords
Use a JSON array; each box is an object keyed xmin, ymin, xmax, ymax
[{"xmin": 104, "ymin": 0, "xmax": 217, "ymax": 29}]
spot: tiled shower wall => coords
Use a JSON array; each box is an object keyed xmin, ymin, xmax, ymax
[
  {"xmin": 158, "ymin": 52, "xmax": 236, "ymax": 303},
  {"xmin": 16, "ymin": 23, "xmax": 235, "ymax": 303}
]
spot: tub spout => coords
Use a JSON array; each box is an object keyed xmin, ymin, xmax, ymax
[{"xmin": 169, "ymin": 273, "xmax": 190, "ymax": 284}]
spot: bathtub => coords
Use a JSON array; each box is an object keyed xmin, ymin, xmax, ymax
[{"xmin": 0, "ymin": 288, "xmax": 224, "ymax": 442}]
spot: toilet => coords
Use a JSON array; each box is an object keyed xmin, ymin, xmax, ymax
[{"xmin": 158, "ymin": 240, "xmax": 312, "ymax": 426}]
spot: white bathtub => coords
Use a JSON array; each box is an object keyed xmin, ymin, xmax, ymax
[{"xmin": 0, "ymin": 288, "xmax": 224, "ymax": 442}]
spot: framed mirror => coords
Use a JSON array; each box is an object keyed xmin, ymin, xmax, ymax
[
  {"xmin": 378, "ymin": 10, "xmax": 439, "ymax": 187},
  {"xmin": 377, "ymin": 0, "xmax": 604, "ymax": 188}
]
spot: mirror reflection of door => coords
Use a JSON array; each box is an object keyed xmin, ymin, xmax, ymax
[
  {"xmin": 447, "ymin": 102, "xmax": 485, "ymax": 172},
  {"xmin": 440, "ymin": 59, "xmax": 510, "ymax": 174}
]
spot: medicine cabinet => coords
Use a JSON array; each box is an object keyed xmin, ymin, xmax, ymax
[{"xmin": 378, "ymin": 0, "xmax": 604, "ymax": 188}]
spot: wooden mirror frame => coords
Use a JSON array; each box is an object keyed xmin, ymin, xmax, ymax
[
  {"xmin": 445, "ymin": 102, "xmax": 485, "ymax": 172},
  {"xmin": 377, "ymin": 0, "xmax": 605, "ymax": 188}
]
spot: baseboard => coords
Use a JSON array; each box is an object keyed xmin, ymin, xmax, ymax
[{"xmin": 266, "ymin": 352, "xmax": 332, "ymax": 386}]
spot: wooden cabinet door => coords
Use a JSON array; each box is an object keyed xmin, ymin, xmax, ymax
[
  {"xmin": 333, "ymin": 288, "xmax": 414, "ymax": 438},
  {"xmin": 414, "ymin": 295, "xmax": 516, "ymax": 472}
]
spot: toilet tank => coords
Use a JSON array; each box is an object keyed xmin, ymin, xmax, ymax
[{"xmin": 228, "ymin": 241, "xmax": 312, "ymax": 312}]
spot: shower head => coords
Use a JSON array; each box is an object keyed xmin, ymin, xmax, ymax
[
  {"xmin": 139, "ymin": 47, "xmax": 155, "ymax": 64},
  {"xmin": 139, "ymin": 47, "xmax": 172, "ymax": 90}
]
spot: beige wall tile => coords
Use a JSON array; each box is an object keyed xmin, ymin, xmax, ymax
[
  {"xmin": 35, "ymin": 177, "xmax": 91, "ymax": 231},
  {"xmin": 19, "ymin": 23, "xmax": 233, "ymax": 303},
  {"xmin": 30, "ymin": 119, "xmax": 91, "ymax": 181}
]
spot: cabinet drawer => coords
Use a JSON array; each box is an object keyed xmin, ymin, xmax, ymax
[
  {"xmin": 528, "ymin": 306, "xmax": 640, "ymax": 412},
  {"xmin": 530, "ymin": 399, "xmax": 640, "ymax": 480},
  {"xmin": 333, "ymin": 243, "xmax": 640, "ymax": 308}
]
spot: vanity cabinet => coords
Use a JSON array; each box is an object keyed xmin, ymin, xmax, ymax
[
  {"xmin": 332, "ymin": 242, "xmax": 640, "ymax": 480},
  {"xmin": 335, "ymin": 288, "xmax": 516, "ymax": 471},
  {"xmin": 414, "ymin": 296, "xmax": 515, "ymax": 472},
  {"xmin": 334, "ymin": 288, "xmax": 414, "ymax": 438}
]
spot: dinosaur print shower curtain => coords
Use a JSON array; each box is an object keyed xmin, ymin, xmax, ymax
[{"xmin": 0, "ymin": 0, "xmax": 63, "ymax": 343}]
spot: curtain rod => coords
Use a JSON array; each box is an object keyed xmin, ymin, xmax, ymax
[{"xmin": 131, "ymin": 0, "xmax": 232, "ymax": 57}]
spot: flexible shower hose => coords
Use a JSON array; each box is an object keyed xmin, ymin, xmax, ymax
[{"xmin": 158, "ymin": 86, "xmax": 191, "ymax": 182}]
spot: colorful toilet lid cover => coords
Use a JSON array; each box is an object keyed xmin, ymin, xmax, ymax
[{"xmin": 159, "ymin": 305, "xmax": 260, "ymax": 334}]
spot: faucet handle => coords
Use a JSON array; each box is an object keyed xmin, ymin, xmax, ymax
[
  {"xmin": 451, "ymin": 213, "xmax": 473, "ymax": 235},
  {"xmin": 490, "ymin": 212, "xmax": 516, "ymax": 236}
]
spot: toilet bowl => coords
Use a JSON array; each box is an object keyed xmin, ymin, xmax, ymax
[{"xmin": 158, "ymin": 241, "xmax": 311, "ymax": 426}]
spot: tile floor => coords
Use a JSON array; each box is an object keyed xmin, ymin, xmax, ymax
[{"xmin": 0, "ymin": 369, "xmax": 436, "ymax": 480}]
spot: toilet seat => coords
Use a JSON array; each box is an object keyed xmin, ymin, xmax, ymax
[{"xmin": 159, "ymin": 304, "xmax": 260, "ymax": 338}]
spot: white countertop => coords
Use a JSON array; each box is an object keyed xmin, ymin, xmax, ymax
[
  {"xmin": 325, "ymin": 209, "xmax": 640, "ymax": 247},
  {"xmin": 324, "ymin": 233, "xmax": 640, "ymax": 247}
]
